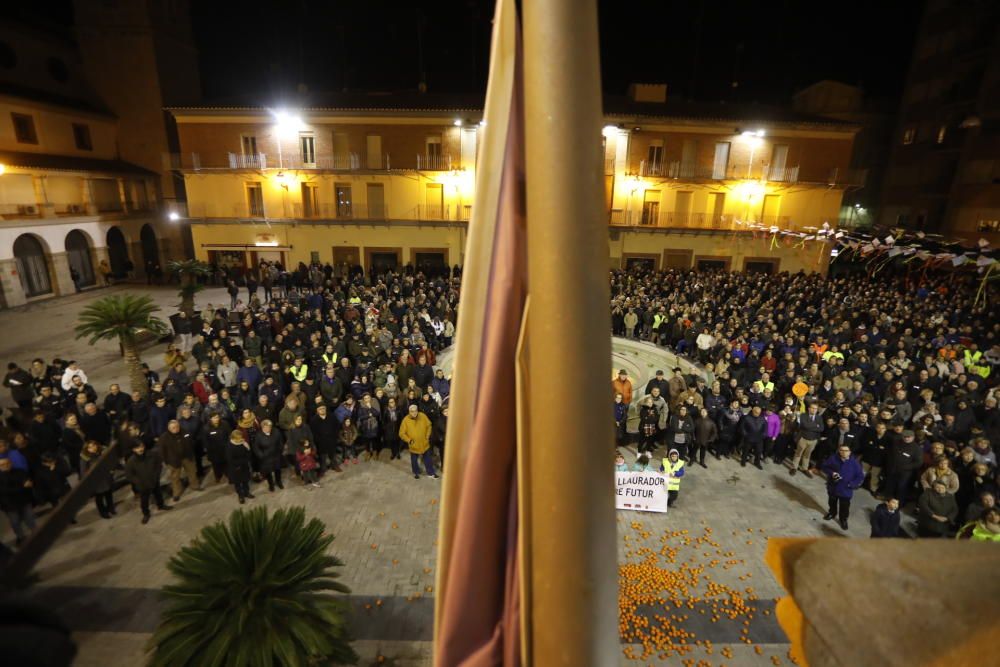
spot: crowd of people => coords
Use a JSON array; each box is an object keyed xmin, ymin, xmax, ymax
[
  {"xmin": 0, "ymin": 260, "xmax": 998, "ymax": 548},
  {"xmin": 0, "ymin": 261, "xmax": 458, "ymax": 543},
  {"xmin": 608, "ymin": 267, "xmax": 998, "ymax": 539}
]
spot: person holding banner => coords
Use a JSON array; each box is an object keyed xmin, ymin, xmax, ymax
[{"xmin": 660, "ymin": 449, "xmax": 686, "ymax": 507}]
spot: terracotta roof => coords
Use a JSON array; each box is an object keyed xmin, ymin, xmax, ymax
[
  {"xmin": 0, "ymin": 150, "xmax": 156, "ymax": 175},
  {"xmin": 169, "ymin": 91, "xmax": 857, "ymax": 130}
]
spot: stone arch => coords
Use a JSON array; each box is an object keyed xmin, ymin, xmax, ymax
[
  {"xmin": 106, "ymin": 226, "xmax": 130, "ymax": 278},
  {"xmin": 12, "ymin": 233, "xmax": 52, "ymax": 297},
  {"xmin": 140, "ymin": 223, "xmax": 160, "ymax": 271},
  {"xmin": 65, "ymin": 229, "xmax": 96, "ymax": 287}
]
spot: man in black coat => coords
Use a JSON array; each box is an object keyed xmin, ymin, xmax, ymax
[
  {"xmin": 102, "ymin": 384, "xmax": 132, "ymax": 427},
  {"xmin": 0, "ymin": 456, "xmax": 36, "ymax": 543},
  {"xmin": 27, "ymin": 410, "xmax": 61, "ymax": 453},
  {"xmin": 79, "ymin": 402, "xmax": 113, "ymax": 446},
  {"xmin": 200, "ymin": 413, "xmax": 231, "ymax": 483},
  {"xmin": 3, "ymin": 363, "xmax": 34, "ymax": 410},
  {"xmin": 739, "ymin": 405, "xmax": 768, "ymax": 469},
  {"xmin": 124, "ymin": 442, "xmax": 171, "ymax": 524},
  {"xmin": 309, "ymin": 404, "xmax": 341, "ymax": 473},
  {"xmin": 883, "ymin": 430, "xmax": 923, "ymax": 504},
  {"xmin": 252, "ymin": 419, "xmax": 285, "ymax": 490},
  {"xmin": 870, "ymin": 498, "xmax": 902, "ymax": 538},
  {"xmin": 225, "ymin": 431, "xmax": 254, "ymax": 503},
  {"xmin": 33, "ymin": 386, "xmax": 63, "ymax": 420}
]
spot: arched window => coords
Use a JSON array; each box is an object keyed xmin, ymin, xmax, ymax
[
  {"xmin": 106, "ymin": 227, "xmax": 130, "ymax": 277},
  {"xmin": 13, "ymin": 234, "xmax": 51, "ymax": 296},
  {"xmin": 140, "ymin": 224, "xmax": 159, "ymax": 269},
  {"xmin": 66, "ymin": 230, "xmax": 95, "ymax": 286}
]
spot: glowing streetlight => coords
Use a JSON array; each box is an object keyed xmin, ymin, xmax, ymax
[
  {"xmin": 271, "ymin": 110, "xmax": 303, "ymax": 169},
  {"xmin": 168, "ymin": 211, "xmax": 180, "ymax": 221},
  {"xmin": 740, "ymin": 129, "xmax": 766, "ymax": 178}
]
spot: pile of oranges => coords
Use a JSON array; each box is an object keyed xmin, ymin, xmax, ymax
[{"xmin": 618, "ymin": 521, "xmax": 785, "ymax": 664}]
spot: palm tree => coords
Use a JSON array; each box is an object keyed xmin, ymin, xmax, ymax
[
  {"xmin": 75, "ymin": 295, "xmax": 169, "ymax": 397},
  {"xmin": 148, "ymin": 506, "xmax": 358, "ymax": 667},
  {"xmin": 168, "ymin": 259, "xmax": 212, "ymax": 316}
]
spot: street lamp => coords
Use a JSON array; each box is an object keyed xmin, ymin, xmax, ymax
[
  {"xmin": 740, "ymin": 130, "xmax": 765, "ymax": 179},
  {"xmin": 271, "ymin": 110, "xmax": 302, "ymax": 169}
]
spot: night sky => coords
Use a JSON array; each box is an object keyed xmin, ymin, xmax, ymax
[{"xmin": 15, "ymin": 0, "xmax": 922, "ymax": 107}]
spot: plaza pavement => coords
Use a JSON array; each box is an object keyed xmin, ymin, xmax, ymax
[{"xmin": 0, "ymin": 285, "xmax": 890, "ymax": 666}]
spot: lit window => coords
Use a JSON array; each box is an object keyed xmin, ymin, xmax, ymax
[
  {"xmin": 902, "ymin": 127, "xmax": 916, "ymax": 145},
  {"xmin": 977, "ymin": 219, "xmax": 999, "ymax": 232},
  {"xmin": 936, "ymin": 125, "xmax": 947, "ymax": 144},
  {"xmin": 299, "ymin": 133, "xmax": 315, "ymax": 166}
]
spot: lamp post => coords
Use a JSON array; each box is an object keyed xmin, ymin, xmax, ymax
[{"xmin": 741, "ymin": 130, "xmax": 765, "ymax": 179}]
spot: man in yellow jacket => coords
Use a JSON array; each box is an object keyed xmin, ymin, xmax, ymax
[{"xmin": 400, "ymin": 404, "xmax": 438, "ymax": 479}]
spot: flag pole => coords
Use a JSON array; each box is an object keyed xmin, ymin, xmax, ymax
[{"xmin": 522, "ymin": 0, "xmax": 617, "ymax": 664}]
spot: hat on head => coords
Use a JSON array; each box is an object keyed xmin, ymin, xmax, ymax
[
  {"xmin": 902, "ymin": 429, "xmax": 915, "ymax": 438},
  {"xmin": 618, "ymin": 369, "xmax": 627, "ymax": 375},
  {"xmin": 668, "ymin": 449, "xmax": 680, "ymax": 457}
]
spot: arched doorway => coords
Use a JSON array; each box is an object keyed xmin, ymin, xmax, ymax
[
  {"xmin": 140, "ymin": 224, "xmax": 159, "ymax": 272},
  {"xmin": 106, "ymin": 226, "xmax": 129, "ymax": 278},
  {"xmin": 65, "ymin": 230, "xmax": 95, "ymax": 287},
  {"xmin": 13, "ymin": 234, "xmax": 52, "ymax": 297}
]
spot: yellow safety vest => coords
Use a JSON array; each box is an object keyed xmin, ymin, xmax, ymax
[
  {"xmin": 349, "ymin": 297, "xmax": 361, "ymax": 304},
  {"xmin": 964, "ymin": 350, "xmax": 990, "ymax": 378},
  {"xmin": 756, "ymin": 381, "xmax": 775, "ymax": 393},
  {"xmin": 322, "ymin": 352, "xmax": 338, "ymax": 366},
  {"xmin": 653, "ymin": 314, "xmax": 665, "ymax": 329},
  {"xmin": 661, "ymin": 458, "xmax": 685, "ymax": 491},
  {"xmin": 290, "ymin": 364, "xmax": 309, "ymax": 382}
]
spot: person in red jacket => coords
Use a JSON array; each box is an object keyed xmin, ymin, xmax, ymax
[{"xmin": 295, "ymin": 440, "xmax": 321, "ymax": 488}]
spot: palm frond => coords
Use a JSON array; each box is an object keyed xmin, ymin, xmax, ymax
[
  {"xmin": 148, "ymin": 506, "xmax": 358, "ymax": 666},
  {"xmin": 168, "ymin": 259, "xmax": 213, "ymax": 276},
  {"xmin": 74, "ymin": 294, "xmax": 169, "ymax": 345}
]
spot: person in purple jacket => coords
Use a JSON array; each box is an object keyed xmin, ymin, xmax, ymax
[
  {"xmin": 763, "ymin": 406, "xmax": 781, "ymax": 463},
  {"xmin": 821, "ymin": 444, "xmax": 865, "ymax": 531}
]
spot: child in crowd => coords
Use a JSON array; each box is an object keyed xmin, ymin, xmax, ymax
[{"xmin": 296, "ymin": 440, "xmax": 321, "ymax": 488}]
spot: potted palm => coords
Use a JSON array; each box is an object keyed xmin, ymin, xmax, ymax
[
  {"xmin": 75, "ymin": 294, "xmax": 169, "ymax": 397},
  {"xmin": 168, "ymin": 259, "xmax": 212, "ymax": 316},
  {"xmin": 148, "ymin": 506, "xmax": 358, "ymax": 666}
]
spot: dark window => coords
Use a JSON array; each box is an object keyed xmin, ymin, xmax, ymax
[
  {"xmin": 370, "ymin": 252, "xmax": 399, "ymax": 275},
  {"xmin": 13, "ymin": 234, "xmax": 51, "ymax": 297},
  {"xmin": 624, "ymin": 257, "xmax": 655, "ymax": 272},
  {"xmin": 696, "ymin": 259, "xmax": 728, "ymax": 272},
  {"xmin": 0, "ymin": 42, "xmax": 16, "ymax": 68},
  {"xmin": 73, "ymin": 123, "xmax": 92, "ymax": 150},
  {"xmin": 414, "ymin": 252, "xmax": 447, "ymax": 277},
  {"xmin": 11, "ymin": 113, "xmax": 37, "ymax": 144},
  {"xmin": 46, "ymin": 57, "xmax": 69, "ymax": 83},
  {"xmin": 744, "ymin": 260, "xmax": 777, "ymax": 275}
]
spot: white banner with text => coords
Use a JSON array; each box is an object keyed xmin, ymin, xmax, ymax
[{"xmin": 615, "ymin": 471, "xmax": 669, "ymax": 513}]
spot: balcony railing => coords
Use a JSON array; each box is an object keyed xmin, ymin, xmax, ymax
[
  {"xmin": 637, "ymin": 160, "xmax": 802, "ymax": 183},
  {"xmin": 826, "ymin": 168, "xmax": 868, "ymax": 186},
  {"xmin": 228, "ymin": 153, "xmax": 268, "ymax": 169},
  {"xmin": 0, "ymin": 203, "xmax": 43, "ymax": 219},
  {"xmin": 416, "ymin": 154, "xmax": 453, "ymax": 170},
  {"xmin": 187, "ymin": 201, "xmax": 472, "ymax": 223},
  {"xmin": 604, "ymin": 156, "xmax": 616, "ymax": 175}
]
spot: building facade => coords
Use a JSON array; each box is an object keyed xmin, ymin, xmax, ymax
[
  {"xmin": 880, "ymin": 0, "xmax": 1000, "ymax": 241},
  {"xmin": 0, "ymin": 19, "xmax": 184, "ymax": 308},
  {"xmin": 170, "ymin": 89, "xmax": 860, "ymax": 277}
]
